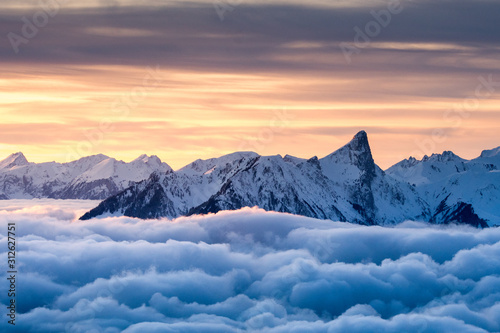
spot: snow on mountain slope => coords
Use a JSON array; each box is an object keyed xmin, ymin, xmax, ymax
[
  {"xmin": 386, "ymin": 146, "xmax": 500, "ymax": 227},
  {"xmin": 0, "ymin": 152, "xmax": 30, "ymax": 170},
  {"xmin": 187, "ymin": 154, "xmax": 351, "ymax": 222},
  {"xmin": 81, "ymin": 152, "xmax": 262, "ymax": 219},
  {"xmin": 177, "ymin": 152, "xmax": 259, "ymax": 177},
  {"xmin": 81, "ymin": 131, "xmax": 432, "ymax": 225},
  {"xmin": 319, "ymin": 131, "xmax": 429, "ymax": 224},
  {"xmin": 479, "ymin": 146, "xmax": 500, "ymax": 158},
  {"xmin": 0, "ymin": 160, "xmax": 71, "ymax": 199},
  {"xmin": 0, "ymin": 153, "xmax": 172, "ymax": 200},
  {"xmin": 386, "ymin": 151, "xmax": 467, "ymax": 186},
  {"xmin": 71, "ymin": 154, "xmax": 170, "ymax": 187},
  {"xmin": 5, "ymin": 133, "xmax": 495, "ymax": 228},
  {"xmin": 470, "ymin": 147, "xmax": 500, "ymax": 171}
]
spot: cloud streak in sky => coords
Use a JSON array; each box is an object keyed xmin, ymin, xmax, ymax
[
  {"xmin": 1, "ymin": 0, "xmax": 499, "ymax": 170},
  {"xmin": 2, "ymin": 1, "xmax": 500, "ymax": 69},
  {"xmin": 0, "ymin": 200, "xmax": 499, "ymax": 332}
]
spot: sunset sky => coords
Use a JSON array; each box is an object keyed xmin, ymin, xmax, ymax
[{"xmin": 1, "ymin": 0, "xmax": 499, "ymax": 170}]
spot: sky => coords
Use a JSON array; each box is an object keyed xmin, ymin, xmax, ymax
[
  {"xmin": 1, "ymin": 201, "xmax": 500, "ymax": 332},
  {"xmin": 1, "ymin": 0, "xmax": 499, "ymax": 170}
]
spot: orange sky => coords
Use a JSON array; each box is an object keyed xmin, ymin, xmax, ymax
[
  {"xmin": 1, "ymin": 62, "xmax": 498, "ymax": 170},
  {"xmin": 1, "ymin": 1, "xmax": 499, "ymax": 169}
]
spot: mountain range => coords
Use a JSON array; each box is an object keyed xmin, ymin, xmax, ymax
[
  {"xmin": 78, "ymin": 131, "xmax": 498, "ymax": 227},
  {"xmin": 387, "ymin": 147, "xmax": 500, "ymax": 227},
  {"xmin": 2, "ymin": 131, "xmax": 498, "ymax": 227},
  {"xmin": 0, "ymin": 152, "xmax": 171, "ymax": 200}
]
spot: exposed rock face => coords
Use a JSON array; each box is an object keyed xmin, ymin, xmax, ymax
[{"xmin": 431, "ymin": 195, "xmax": 488, "ymax": 228}]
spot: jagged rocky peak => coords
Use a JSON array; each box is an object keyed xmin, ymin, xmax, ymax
[
  {"xmin": 133, "ymin": 154, "xmax": 149, "ymax": 162},
  {"xmin": 441, "ymin": 150, "xmax": 459, "ymax": 158},
  {"xmin": 69, "ymin": 153, "xmax": 110, "ymax": 165},
  {"xmin": 0, "ymin": 152, "xmax": 30, "ymax": 170},
  {"xmin": 398, "ymin": 156, "xmax": 419, "ymax": 168},
  {"xmin": 146, "ymin": 155, "xmax": 165, "ymax": 167},
  {"xmin": 219, "ymin": 151, "xmax": 260, "ymax": 161},
  {"xmin": 424, "ymin": 151, "xmax": 464, "ymax": 163},
  {"xmin": 132, "ymin": 154, "xmax": 162, "ymax": 165},
  {"xmin": 322, "ymin": 130, "xmax": 376, "ymax": 177},
  {"xmin": 307, "ymin": 156, "xmax": 319, "ymax": 163},
  {"xmin": 283, "ymin": 154, "xmax": 304, "ymax": 165},
  {"xmin": 390, "ymin": 150, "xmax": 463, "ymax": 171},
  {"xmin": 77, "ymin": 130, "xmax": 499, "ymax": 227},
  {"xmin": 0, "ymin": 150, "xmax": 179, "ymax": 201},
  {"xmin": 326, "ymin": 130, "xmax": 370, "ymax": 157},
  {"xmin": 179, "ymin": 151, "xmax": 260, "ymax": 175},
  {"xmin": 349, "ymin": 130, "xmax": 370, "ymax": 152}
]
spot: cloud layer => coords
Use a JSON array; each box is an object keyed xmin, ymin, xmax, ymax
[
  {"xmin": 0, "ymin": 200, "xmax": 499, "ymax": 332},
  {"xmin": 2, "ymin": 1, "xmax": 500, "ymax": 67}
]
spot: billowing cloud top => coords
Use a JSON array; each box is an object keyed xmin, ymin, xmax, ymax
[{"xmin": 0, "ymin": 200, "xmax": 499, "ymax": 332}]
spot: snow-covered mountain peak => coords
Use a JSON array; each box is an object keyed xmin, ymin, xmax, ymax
[
  {"xmin": 0, "ymin": 152, "xmax": 30, "ymax": 170},
  {"xmin": 131, "ymin": 154, "xmax": 165, "ymax": 168},
  {"xmin": 0, "ymin": 152, "xmax": 174, "ymax": 200},
  {"xmin": 146, "ymin": 155, "xmax": 164, "ymax": 166},
  {"xmin": 386, "ymin": 146, "xmax": 498, "ymax": 226},
  {"xmin": 133, "ymin": 154, "xmax": 149, "ymax": 162},
  {"xmin": 390, "ymin": 150, "xmax": 464, "ymax": 174},
  {"xmin": 86, "ymin": 153, "xmax": 109, "ymax": 160},
  {"xmin": 441, "ymin": 150, "xmax": 460, "ymax": 158},
  {"xmin": 283, "ymin": 154, "xmax": 305, "ymax": 165},
  {"xmin": 10, "ymin": 152, "xmax": 26, "ymax": 159},
  {"xmin": 68, "ymin": 154, "xmax": 109, "ymax": 166},
  {"xmin": 219, "ymin": 151, "xmax": 260, "ymax": 161},
  {"xmin": 79, "ymin": 131, "xmax": 495, "ymax": 227},
  {"xmin": 351, "ymin": 130, "xmax": 369, "ymax": 147},
  {"xmin": 387, "ymin": 150, "xmax": 468, "ymax": 186},
  {"xmin": 307, "ymin": 156, "xmax": 319, "ymax": 163},
  {"xmin": 320, "ymin": 130, "xmax": 376, "ymax": 182},
  {"xmin": 81, "ymin": 130, "xmax": 432, "ymax": 226},
  {"xmin": 325, "ymin": 130, "xmax": 372, "ymax": 160},
  {"xmin": 423, "ymin": 151, "xmax": 464, "ymax": 163},
  {"xmin": 472, "ymin": 146, "xmax": 500, "ymax": 171},
  {"xmin": 178, "ymin": 151, "xmax": 259, "ymax": 176},
  {"xmin": 0, "ymin": 152, "xmax": 28, "ymax": 169},
  {"xmin": 397, "ymin": 156, "xmax": 419, "ymax": 169},
  {"xmin": 480, "ymin": 146, "xmax": 500, "ymax": 158}
]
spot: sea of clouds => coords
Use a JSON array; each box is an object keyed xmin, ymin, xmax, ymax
[{"xmin": 0, "ymin": 200, "xmax": 499, "ymax": 332}]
